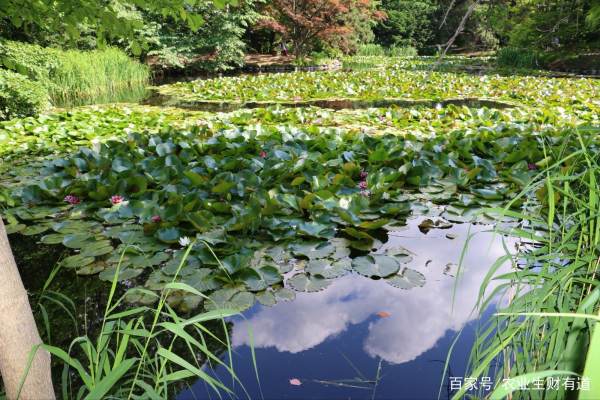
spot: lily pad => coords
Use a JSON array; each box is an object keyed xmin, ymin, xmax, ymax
[
  {"xmin": 351, "ymin": 255, "xmax": 400, "ymax": 278},
  {"xmin": 205, "ymin": 287, "xmax": 255, "ymax": 311},
  {"xmin": 288, "ymin": 273, "xmax": 330, "ymax": 292},
  {"xmin": 385, "ymin": 268, "xmax": 426, "ymax": 289},
  {"xmin": 305, "ymin": 258, "xmax": 352, "ymax": 279}
]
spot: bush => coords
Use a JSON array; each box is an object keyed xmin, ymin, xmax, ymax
[
  {"xmin": 0, "ymin": 69, "xmax": 49, "ymax": 120},
  {"xmin": 0, "ymin": 41, "xmax": 149, "ymax": 107},
  {"xmin": 496, "ymin": 47, "xmax": 540, "ymax": 69}
]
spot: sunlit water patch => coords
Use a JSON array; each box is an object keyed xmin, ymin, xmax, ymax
[{"xmin": 178, "ymin": 218, "xmax": 517, "ymax": 399}]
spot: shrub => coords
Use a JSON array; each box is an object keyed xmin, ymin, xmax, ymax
[{"xmin": 0, "ymin": 69, "xmax": 49, "ymax": 120}]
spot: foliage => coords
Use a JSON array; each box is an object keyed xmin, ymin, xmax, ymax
[
  {"xmin": 156, "ymin": 58, "xmax": 600, "ymax": 111},
  {"xmin": 480, "ymin": 0, "xmax": 599, "ymax": 54},
  {"xmin": 0, "ymin": 41, "xmax": 149, "ymax": 107},
  {"xmin": 456, "ymin": 127, "xmax": 600, "ymax": 399},
  {"xmin": 36, "ymin": 244, "xmax": 245, "ymax": 399},
  {"xmin": 0, "ymin": 69, "xmax": 48, "ymax": 120},
  {"xmin": 139, "ymin": 1, "xmax": 263, "ymax": 72},
  {"xmin": 496, "ymin": 47, "xmax": 541, "ymax": 69},
  {"xmin": 356, "ymin": 44, "xmax": 387, "ymax": 57},
  {"xmin": 256, "ymin": 0, "xmax": 385, "ymax": 57},
  {"xmin": 0, "ymin": 0, "xmax": 236, "ymax": 48},
  {"xmin": 374, "ymin": 0, "xmax": 437, "ymax": 48}
]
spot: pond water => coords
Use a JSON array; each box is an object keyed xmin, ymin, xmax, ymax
[
  {"xmin": 143, "ymin": 92, "xmax": 515, "ymax": 112},
  {"xmin": 178, "ymin": 217, "xmax": 516, "ymax": 399}
]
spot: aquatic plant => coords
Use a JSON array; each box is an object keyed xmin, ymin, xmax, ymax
[
  {"xmin": 16, "ymin": 243, "xmax": 248, "ymax": 399},
  {"xmin": 456, "ymin": 127, "xmax": 600, "ymax": 399}
]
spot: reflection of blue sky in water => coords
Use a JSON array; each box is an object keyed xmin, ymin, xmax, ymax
[
  {"xmin": 180, "ymin": 217, "xmax": 516, "ymax": 399},
  {"xmin": 233, "ymin": 218, "xmax": 515, "ymax": 365}
]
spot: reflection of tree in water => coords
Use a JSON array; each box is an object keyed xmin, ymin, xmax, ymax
[{"xmin": 10, "ymin": 233, "xmax": 233, "ymax": 398}]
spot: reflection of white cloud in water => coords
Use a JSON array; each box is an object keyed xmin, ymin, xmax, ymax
[{"xmin": 233, "ymin": 219, "xmax": 516, "ymax": 364}]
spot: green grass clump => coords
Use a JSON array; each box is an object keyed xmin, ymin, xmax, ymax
[
  {"xmin": 496, "ymin": 47, "xmax": 540, "ymax": 69},
  {"xmin": 49, "ymin": 47, "xmax": 149, "ymax": 107},
  {"xmin": 458, "ymin": 128, "xmax": 600, "ymax": 399},
  {"xmin": 0, "ymin": 40, "xmax": 149, "ymax": 108}
]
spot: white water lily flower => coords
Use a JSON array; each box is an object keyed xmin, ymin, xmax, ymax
[{"xmin": 179, "ymin": 236, "xmax": 191, "ymax": 247}]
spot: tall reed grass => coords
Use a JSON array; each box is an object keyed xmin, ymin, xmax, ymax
[
  {"xmin": 1, "ymin": 41, "xmax": 149, "ymax": 108},
  {"xmin": 15, "ymin": 241, "xmax": 255, "ymax": 399},
  {"xmin": 49, "ymin": 48, "xmax": 149, "ymax": 107},
  {"xmin": 456, "ymin": 127, "xmax": 600, "ymax": 399}
]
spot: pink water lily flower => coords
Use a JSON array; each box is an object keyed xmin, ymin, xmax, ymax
[
  {"xmin": 360, "ymin": 170, "xmax": 368, "ymax": 179},
  {"xmin": 110, "ymin": 195, "xmax": 125, "ymax": 205},
  {"xmin": 151, "ymin": 215, "xmax": 162, "ymax": 223},
  {"xmin": 359, "ymin": 181, "xmax": 368, "ymax": 190},
  {"xmin": 260, "ymin": 150, "xmax": 267, "ymax": 158},
  {"xmin": 527, "ymin": 163, "xmax": 538, "ymax": 171},
  {"xmin": 360, "ymin": 189, "xmax": 371, "ymax": 197},
  {"xmin": 64, "ymin": 195, "xmax": 81, "ymax": 205}
]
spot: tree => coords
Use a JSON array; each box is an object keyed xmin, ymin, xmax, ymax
[
  {"xmin": 139, "ymin": 0, "xmax": 263, "ymax": 72},
  {"xmin": 374, "ymin": 0, "xmax": 438, "ymax": 48},
  {"xmin": 257, "ymin": 0, "xmax": 384, "ymax": 57},
  {"xmin": 0, "ymin": 0, "xmax": 236, "ymax": 51},
  {"xmin": 0, "ymin": 218, "xmax": 54, "ymax": 400}
]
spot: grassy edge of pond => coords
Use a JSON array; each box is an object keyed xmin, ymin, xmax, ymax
[{"xmin": 451, "ymin": 128, "xmax": 600, "ymax": 399}]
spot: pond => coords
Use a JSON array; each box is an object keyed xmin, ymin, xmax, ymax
[
  {"xmin": 178, "ymin": 217, "xmax": 516, "ymax": 399},
  {"xmin": 3, "ymin": 56, "xmax": 597, "ymax": 399}
]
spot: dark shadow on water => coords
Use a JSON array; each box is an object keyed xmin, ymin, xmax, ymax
[{"xmin": 143, "ymin": 92, "xmax": 517, "ymax": 112}]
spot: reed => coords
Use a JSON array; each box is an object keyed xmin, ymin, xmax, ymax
[
  {"xmin": 48, "ymin": 47, "xmax": 149, "ymax": 107},
  {"xmin": 457, "ymin": 126, "xmax": 600, "ymax": 399},
  {"xmin": 14, "ymin": 241, "xmax": 254, "ymax": 399}
]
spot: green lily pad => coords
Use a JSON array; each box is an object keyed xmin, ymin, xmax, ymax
[
  {"xmin": 290, "ymin": 241, "xmax": 335, "ymax": 259},
  {"xmin": 288, "ymin": 273, "xmax": 330, "ymax": 292},
  {"xmin": 256, "ymin": 290, "xmax": 277, "ymax": 306},
  {"xmin": 385, "ymin": 268, "xmax": 426, "ymax": 289},
  {"xmin": 351, "ymin": 255, "xmax": 400, "ymax": 278},
  {"xmin": 305, "ymin": 258, "xmax": 352, "ymax": 279},
  {"xmin": 205, "ymin": 287, "xmax": 254, "ymax": 311},
  {"xmin": 61, "ymin": 254, "xmax": 95, "ymax": 269}
]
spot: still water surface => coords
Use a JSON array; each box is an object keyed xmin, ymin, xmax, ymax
[{"xmin": 179, "ymin": 217, "xmax": 516, "ymax": 400}]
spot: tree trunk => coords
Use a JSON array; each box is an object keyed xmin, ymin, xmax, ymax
[{"xmin": 0, "ymin": 218, "xmax": 55, "ymax": 400}]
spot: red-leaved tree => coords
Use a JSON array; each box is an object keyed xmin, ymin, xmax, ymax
[{"xmin": 258, "ymin": 0, "xmax": 385, "ymax": 57}]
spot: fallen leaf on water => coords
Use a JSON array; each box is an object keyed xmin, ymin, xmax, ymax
[
  {"xmin": 446, "ymin": 233, "xmax": 457, "ymax": 240},
  {"xmin": 376, "ymin": 311, "xmax": 391, "ymax": 318},
  {"xmin": 289, "ymin": 378, "xmax": 302, "ymax": 386}
]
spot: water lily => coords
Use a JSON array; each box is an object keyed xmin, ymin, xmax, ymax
[
  {"xmin": 359, "ymin": 181, "xmax": 368, "ymax": 190},
  {"xmin": 360, "ymin": 170, "xmax": 368, "ymax": 179},
  {"xmin": 179, "ymin": 236, "xmax": 191, "ymax": 247},
  {"xmin": 151, "ymin": 215, "xmax": 161, "ymax": 223},
  {"xmin": 360, "ymin": 189, "xmax": 371, "ymax": 197},
  {"xmin": 259, "ymin": 150, "xmax": 267, "ymax": 158},
  {"xmin": 527, "ymin": 163, "xmax": 538, "ymax": 170},
  {"xmin": 110, "ymin": 195, "xmax": 124, "ymax": 205},
  {"xmin": 64, "ymin": 194, "xmax": 81, "ymax": 205}
]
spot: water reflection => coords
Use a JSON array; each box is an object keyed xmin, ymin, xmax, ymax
[
  {"xmin": 233, "ymin": 219, "xmax": 514, "ymax": 365},
  {"xmin": 180, "ymin": 218, "xmax": 516, "ymax": 399}
]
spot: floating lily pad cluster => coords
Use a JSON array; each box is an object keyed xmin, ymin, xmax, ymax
[
  {"xmin": 2, "ymin": 114, "xmax": 581, "ymax": 311},
  {"xmin": 158, "ymin": 59, "xmax": 599, "ymax": 112},
  {"xmin": 2, "ymin": 57, "xmax": 599, "ymax": 312}
]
